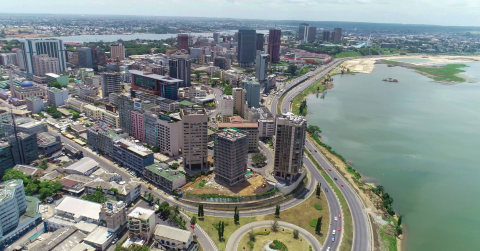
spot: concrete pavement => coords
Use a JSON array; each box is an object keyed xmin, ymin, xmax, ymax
[{"xmin": 225, "ymin": 221, "xmax": 322, "ymax": 251}]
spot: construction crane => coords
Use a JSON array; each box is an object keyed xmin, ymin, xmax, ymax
[{"xmin": 116, "ymin": 56, "xmax": 120, "ymax": 72}]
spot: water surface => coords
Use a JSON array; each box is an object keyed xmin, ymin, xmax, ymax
[{"xmin": 306, "ymin": 63, "xmax": 480, "ymax": 251}]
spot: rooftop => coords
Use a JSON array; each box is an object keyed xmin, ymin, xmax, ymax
[
  {"xmin": 0, "ymin": 179, "xmax": 23, "ymax": 202},
  {"xmin": 13, "ymin": 165, "xmax": 43, "ymax": 176},
  {"xmin": 55, "ymin": 196, "xmax": 102, "ymax": 221},
  {"xmin": 84, "ymin": 226, "xmax": 112, "ymax": 245},
  {"xmin": 85, "ymin": 179, "xmax": 141, "ymax": 196},
  {"xmin": 216, "ymin": 129, "xmax": 247, "ymax": 141},
  {"xmin": 145, "ymin": 163, "xmax": 185, "ymax": 181},
  {"xmin": 128, "ymin": 207, "xmax": 155, "ymax": 221},
  {"xmin": 45, "ymin": 73, "xmax": 61, "ymax": 78},
  {"xmin": 154, "ymin": 225, "xmax": 192, "ymax": 243},
  {"xmin": 129, "ymin": 70, "xmax": 166, "ymax": 81},
  {"xmin": 115, "ymin": 138, "xmax": 152, "ymax": 157},
  {"xmin": 26, "ymin": 96, "xmax": 42, "ymax": 101},
  {"xmin": 48, "ymin": 87, "xmax": 65, "ymax": 93},
  {"xmin": 183, "ymin": 107, "xmax": 206, "ymax": 115},
  {"xmin": 37, "ymin": 132, "xmax": 59, "ymax": 147},
  {"xmin": 30, "ymin": 226, "xmax": 87, "ymax": 251},
  {"xmin": 218, "ymin": 122, "xmax": 258, "ymax": 129},
  {"xmin": 64, "ymin": 157, "xmax": 99, "ymax": 174}
]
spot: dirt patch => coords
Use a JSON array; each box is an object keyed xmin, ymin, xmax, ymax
[{"xmin": 183, "ymin": 173, "xmax": 269, "ymax": 197}]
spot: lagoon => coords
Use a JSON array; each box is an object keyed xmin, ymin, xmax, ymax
[{"xmin": 306, "ymin": 63, "xmax": 480, "ymax": 251}]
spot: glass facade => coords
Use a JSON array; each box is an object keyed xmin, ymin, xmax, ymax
[{"xmin": 134, "ymin": 76, "xmax": 156, "ymax": 90}]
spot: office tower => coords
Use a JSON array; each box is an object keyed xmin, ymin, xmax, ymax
[
  {"xmin": 118, "ymin": 95, "xmax": 134, "ymax": 135},
  {"xmin": 95, "ymin": 47, "xmax": 106, "ymax": 65},
  {"xmin": 169, "ymin": 53, "xmax": 191, "ymax": 87},
  {"xmin": 214, "ymin": 129, "xmax": 248, "ymax": 186},
  {"xmin": 237, "ymin": 30, "xmax": 256, "ymax": 67},
  {"xmin": 298, "ymin": 23, "xmax": 309, "ymax": 43},
  {"xmin": 14, "ymin": 49, "xmax": 25, "ymax": 70},
  {"xmin": 101, "ymin": 72, "xmax": 121, "ymax": 98},
  {"xmin": 21, "ymin": 39, "xmax": 66, "ymax": 75},
  {"xmin": 268, "ymin": 29, "xmax": 281, "ymax": 64},
  {"xmin": 110, "ymin": 43, "xmax": 125, "ymax": 60},
  {"xmin": 242, "ymin": 77, "xmax": 261, "ymax": 108},
  {"xmin": 232, "ymin": 88, "xmax": 246, "ymax": 118},
  {"xmin": 213, "ymin": 32, "xmax": 220, "ymax": 43},
  {"xmin": 177, "ymin": 34, "xmax": 189, "ymax": 51},
  {"xmin": 214, "ymin": 57, "xmax": 227, "ymax": 70},
  {"xmin": 273, "ymin": 113, "xmax": 307, "ymax": 181},
  {"xmin": 322, "ymin": 31, "xmax": 331, "ymax": 42},
  {"xmin": 32, "ymin": 54, "xmax": 60, "ymax": 77},
  {"xmin": 256, "ymin": 33, "xmax": 264, "ymax": 51},
  {"xmin": 130, "ymin": 70, "xmax": 182, "ymax": 99},
  {"xmin": 307, "ymin": 27, "xmax": 317, "ymax": 43},
  {"xmin": 182, "ymin": 107, "xmax": 208, "ymax": 171},
  {"xmin": 0, "ymin": 179, "xmax": 27, "ymax": 236},
  {"xmin": 234, "ymin": 32, "xmax": 238, "ymax": 42},
  {"xmin": 255, "ymin": 50, "xmax": 269, "ymax": 82},
  {"xmin": 330, "ymin": 31, "xmax": 336, "ymax": 42},
  {"xmin": 77, "ymin": 47, "xmax": 93, "ymax": 68},
  {"xmin": 333, "ymin": 28, "xmax": 343, "ymax": 43}
]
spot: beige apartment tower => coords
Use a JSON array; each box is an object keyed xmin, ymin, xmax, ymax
[
  {"xmin": 110, "ymin": 43, "xmax": 125, "ymax": 61},
  {"xmin": 33, "ymin": 54, "xmax": 61, "ymax": 77},
  {"xmin": 182, "ymin": 107, "xmax": 208, "ymax": 171},
  {"xmin": 273, "ymin": 113, "xmax": 307, "ymax": 181},
  {"xmin": 232, "ymin": 88, "xmax": 245, "ymax": 118}
]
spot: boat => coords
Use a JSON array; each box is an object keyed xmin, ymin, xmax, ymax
[
  {"xmin": 383, "ymin": 78, "xmax": 398, "ymax": 82},
  {"xmin": 387, "ymin": 64, "xmax": 395, "ymax": 67}
]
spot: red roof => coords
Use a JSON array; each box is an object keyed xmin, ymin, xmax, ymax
[{"xmin": 60, "ymin": 179, "xmax": 79, "ymax": 187}]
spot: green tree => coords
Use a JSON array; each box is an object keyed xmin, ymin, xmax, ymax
[
  {"xmin": 25, "ymin": 182, "xmax": 39, "ymax": 195},
  {"xmin": 190, "ymin": 216, "xmax": 197, "ymax": 226},
  {"xmin": 39, "ymin": 187, "xmax": 53, "ymax": 200},
  {"xmin": 306, "ymin": 125, "xmax": 322, "ymax": 135},
  {"xmin": 275, "ymin": 204, "xmax": 280, "ymax": 218},
  {"xmin": 315, "ymin": 216, "xmax": 323, "ymax": 234},
  {"xmin": 271, "ymin": 220, "xmax": 279, "ymax": 232},
  {"xmin": 299, "ymin": 100, "xmax": 307, "ymax": 116},
  {"xmin": 251, "ymin": 153, "xmax": 267, "ymax": 165},
  {"xmin": 287, "ymin": 64, "xmax": 298, "ymax": 75},
  {"xmin": 171, "ymin": 163, "xmax": 179, "ymax": 170},
  {"xmin": 293, "ymin": 229, "xmax": 299, "ymax": 239},
  {"xmin": 49, "ymin": 81, "xmax": 62, "ymax": 89},
  {"xmin": 316, "ymin": 183, "xmax": 321, "ymax": 198},
  {"xmin": 248, "ymin": 230, "xmax": 256, "ymax": 242}
]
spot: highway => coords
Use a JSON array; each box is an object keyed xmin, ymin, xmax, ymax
[{"xmin": 271, "ymin": 59, "xmax": 373, "ymax": 251}]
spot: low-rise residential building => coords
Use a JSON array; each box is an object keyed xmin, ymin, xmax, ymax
[
  {"xmin": 47, "ymin": 87, "xmax": 69, "ymax": 107},
  {"xmin": 37, "ymin": 131, "xmax": 62, "ymax": 155},
  {"xmin": 113, "ymin": 139, "xmax": 154, "ymax": 174},
  {"xmin": 26, "ymin": 96, "xmax": 44, "ymax": 113},
  {"xmin": 153, "ymin": 225, "xmax": 193, "ymax": 251},
  {"xmin": 143, "ymin": 163, "xmax": 186, "ymax": 192},
  {"xmin": 86, "ymin": 124, "xmax": 127, "ymax": 157},
  {"xmin": 83, "ymin": 226, "xmax": 113, "ymax": 250},
  {"xmin": 13, "ymin": 164, "xmax": 45, "ymax": 178},
  {"xmin": 127, "ymin": 207, "xmax": 156, "ymax": 244},
  {"xmin": 64, "ymin": 157, "xmax": 100, "ymax": 176},
  {"xmin": 59, "ymin": 174, "xmax": 93, "ymax": 196},
  {"xmin": 100, "ymin": 200, "xmax": 127, "ymax": 233},
  {"xmin": 66, "ymin": 98, "xmax": 89, "ymax": 113},
  {"xmin": 158, "ymin": 98, "xmax": 179, "ymax": 113},
  {"xmin": 84, "ymin": 179, "xmax": 141, "ymax": 205}
]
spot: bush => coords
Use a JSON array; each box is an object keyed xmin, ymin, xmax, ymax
[
  {"xmin": 199, "ymin": 179, "xmax": 206, "ymax": 188},
  {"xmin": 309, "ymin": 219, "xmax": 317, "ymax": 228},
  {"xmin": 256, "ymin": 230, "xmax": 270, "ymax": 235},
  {"xmin": 293, "ymin": 229, "xmax": 299, "ymax": 239},
  {"xmin": 247, "ymin": 241, "xmax": 254, "ymax": 250},
  {"xmin": 269, "ymin": 240, "xmax": 288, "ymax": 251},
  {"xmin": 314, "ymin": 204, "xmax": 322, "ymax": 210}
]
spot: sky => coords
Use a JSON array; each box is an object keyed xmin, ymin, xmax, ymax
[{"xmin": 4, "ymin": 0, "xmax": 480, "ymax": 26}]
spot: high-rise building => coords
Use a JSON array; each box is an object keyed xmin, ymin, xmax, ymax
[
  {"xmin": 273, "ymin": 113, "xmax": 307, "ymax": 181},
  {"xmin": 32, "ymin": 54, "xmax": 61, "ymax": 77},
  {"xmin": 255, "ymin": 50, "xmax": 269, "ymax": 82},
  {"xmin": 307, "ymin": 27, "xmax": 317, "ymax": 43},
  {"xmin": 101, "ymin": 72, "xmax": 121, "ymax": 98},
  {"xmin": 169, "ymin": 53, "xmax": 191, "ymax": 87},
  {"xmin": 177, "ymin": 34, "xmax": 189, "ymax": 51},
  {"xmin": 322, "ymin": 31, "xmax": 331, "ymax": 42},
  {"xmin": 232, "ymin": 88, "xmax": 245, "ymax": 118},
  {"xmin": 242, "ymin": 77, "xmax": 261, "ymax": 108},
  {"xmin": 47, "ymin": 87, "xmax": 69, "ymax": 107},
  {"xmin": 333, "ymin": 28, "xmax": 343, "ymax": 43},
  {"xmin": 0, "ymin": 179, "xmax": 27, "ymax": 238},
  {"xmin": 118, "ymin": 95, "xmax": 134, "ymax": 135},
  {"xmin": 214, "ymin": 57, "xmax": 227, "ymax": 70},
  {"xmin": 331, "ymin": 31, "xmax": 337, "ymax": 42},
  {"xmin": 256, "ymin": 33, "xmax": 264, "ymax": 51},
  {"xmin": 77, "ymin": 47, "xmax": 93, "ymax": 68},
  {"xmin": 21, "ymin": 39, "xmax": 67, "ymax": 75},
  {"xmin": 110, "ymin": 43, "xmax": 125, "ymax": 61},
  {"xmin": 268, "ymin": 29, "xmax": 281, "ymax": 64},
  {"xmin": 144, "ymin": 112, "xmax": 182, "ymax": 157},
  {"xmin": 298, "ymin": 23, "xmax": 309, "ymax": 43},
  {"xmin": 213, "ymin": 32, "xmax": 220, "ymax": 44},
  {"xmin": 130, "ymin": 70, "xmax": 182, "ymax": 99},
  {"xmin": 214, "ymin": 129, "xmax": 248, "ymax": 186},
  {"xmin": 237, "ymin": 30, "xmax": 256, "ymax": 67},
  {"xmin": 14, "ymin": 49, "xmax": 25, "ymax": 70},
  {"xmin": 182, "ymin": 107, "xmax": 208, "ymax": 171}
]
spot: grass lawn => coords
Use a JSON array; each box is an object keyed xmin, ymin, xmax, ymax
[
  {"xmin": 413, "ymin": 64, "xmax": 468, "ymax": 82},
  {"xmin": 381, "ymin": 59, "xmax": 399, "ymax": 65},
  {"xmin": 238, "ymin": 228, "xmax": 311, "ymax": 251},
  {"xmin": 191, "ymin": 179, "xmax": 207, "ymax": 189},
  {"xmin": 334, "ymin": 51, "xmax": 361, "ymax": 58},
  {"xmin": 184, "ymin": 180, "xmax": 330, "ymax": 251},
  {"xmin": 291, "ymin": 76, "xmax": 328, "ymax": 115},
  {"xmin": 305, "ymin": 149, "xmax": 354, "ymax": 251}
]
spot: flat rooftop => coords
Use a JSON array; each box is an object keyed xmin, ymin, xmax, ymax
[
  {"xmin": 154, "ymin": 225, "xmax": 192, "ymax": 243},
  {"xmin": 183, "ymin": 107, "xmax": 206, "ymax": 115},
  {"xmin": 218, "ymin": 122, "xmax": 258, "ymax": 128},
  {"xmin": 0, "ymin": 179, "xmax": 23, "ymax": 202},
  {"xmin": 145, "ymin": 163, "xmax": 185, "ymax": 181},
  {"xmin": 55, "ymin": 196, "xmax": 102, "ymax": 221},
  {"xmin": 64, "ymin": 157, "xmax": 99, "ymax": 173},
  {"xmin": 128, "ymin": 207, "xmax": 155, "ymax": 221}
]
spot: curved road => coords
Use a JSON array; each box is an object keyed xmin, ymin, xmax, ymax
[
  {"xmin": 226, "ymin": 221, "xmax": 322, "ymax": 251},
  {"xmin": 272, "ymin": 58, "xmax": 373, "ymax": 251}
]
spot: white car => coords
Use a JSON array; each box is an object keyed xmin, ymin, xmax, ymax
[
  {"xmin": 327, "ymin": 247, "xmax": 330, "ymax": 251},
  {"xmin": 333, "ymin": 230, "xmax": 336, "ymax": 235},
  {"xmin": 334, "ymin": 217, "xmax": 337, "ymax": 221}
]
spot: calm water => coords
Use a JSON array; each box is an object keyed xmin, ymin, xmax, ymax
[
  {"xmin": 2, "ymin": 30, "xmax": 270, "ymax": 43},
  {"xmin": 306, "ymin": 63, "xmax": 480, "ymax": 251},
  {"xmin": 392, "ymin": 58, "xmax": 433, "ymax": 64}
]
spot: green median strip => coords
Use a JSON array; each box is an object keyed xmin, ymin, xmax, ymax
[{"xmin": 305, "ymin": 149, "xmax": 353, "ymax": 251}]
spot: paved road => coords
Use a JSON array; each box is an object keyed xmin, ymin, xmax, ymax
[
  {"xmin": 226, "ymin": 221, "xmax": 322, "ymax": 251},
  {"xmin": 272, "ymin": 58, "xmax": 374, "ymax": 251}
]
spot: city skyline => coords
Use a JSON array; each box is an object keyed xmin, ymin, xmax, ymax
[{"xmin": 2, "ymin": 0, "xmax": 480, "ymax": 27}]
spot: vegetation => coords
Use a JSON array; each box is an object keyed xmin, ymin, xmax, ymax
[
  {"xmin": 49, "ymin": 81, "xmax": 62, "ymax": 89},
  {"xmin": 314, "ymin": 216, "xmax": 323, "ymax": 234},
  {"xmin": 171, "ymin": 162, "xmax": 179, "ymax": 169},
  {"xmin": 251, "ymin": 153, "xmax": 266, "ymax": 165},
  {"xmin": 197, "ymin": 203, "xmax": 204, "ymax": 217},
  {"xmin": 67, "ymin": 109, "xmax": 80, "ymax": 120},
  {"xmin": 233, "ymin": 206, "xmax": 240, "ymax": 224},
  {"xmin": 413, "ymin": 63, "xmax": 468, "ymax": 82},
  {"xmin": 271, "ymin": 220, "xmax": 279, "ymax": 232},
  {"xmin": 37, "ymin": 112, "xmax": 46, "ymax": 118},
  {"xmin": 314, "ymin": 204, "xmax": 323, "ymax": 210},
  {"xmin": 82, "ymin": 186, "xmax": 107, "ymax": 203},
  {"xmin": 247, "ymin": 241, "xmax": 254, "ymax": 250},
  {"xmin": 293, "ymin": 229, "xmax": 299, "ymax": 239},
  {"xmin": 3, "ymin": 169, "xmax": 63, "ymax": 200},
  {"xmin": 275, "ymin": 204, "xmax": 280, "ymax": 218},
  {"xmin": 186, "ymin": 187, "xmax": 279, "ymax": 199},
  {"xmin": 45, "ymin": 106, "xmax": 63, "ymax": 118},
  {"xmin": 269, "ymin": 240, "xmax": 288, "ymax": 251},
  {"xmin": 248, "ymin": 230, "xmax": 256, "ymax": 242},
  {"xmin": 315, "ymin": 183, "xmax": 321, "ymax": 198},
  {"xmin": 298, "ymin": 100, "xmax": 307, "ymax": 116}
]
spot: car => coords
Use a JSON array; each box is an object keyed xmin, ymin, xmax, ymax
[
  {"xmin": 112, "ymin": 240, "xmax": 117, "ymax": 244},
  {"xmin": 338, "ymin": 227, "xmax": 341, "ymax": 231},
  {"xmin": 334, "ymin": 217, "xmax": 337, "ymax": 221},
  {"xmin": 315, "ymin": 150, "xmax": 317, "ymax": 152},
  {"xmin": 328, "ymin": 168, "xmax": 331, "ymax": 171},
  {"xmin": 341, "ymin": 184, "xmax": 344, "ymax": 187},
  {"xmin": 332, "ymin": 230, "xmax": 335, "ymax": 235},
  {"xmin": 190, "ymin": 225, "xmax": 195, "ymax": 229},
  {"xmin": 339, "ymin": 214, "xmax": 342, "ymax": 219},
  {"xmin": 334, "ymin": 178, "xmax": 337, "ymax": 181},
  {"xmin": 306, "ymin": 140, "xmax": 308, "ymax": 142},
  {"xmin": 332, "ymin": 236, "xmax": 335, "ymax": 242},
  {"xmin": 327, "ymin": 247, "xmax": 330, "ymax": 251},
  {"xmin": 325, "ymin": 188, "xmax": 328, "ymax": 192}
]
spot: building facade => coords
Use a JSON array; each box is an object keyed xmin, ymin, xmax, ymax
[
  {"xmin": 268, "ymin": 29, "xmax": 281, "ymax": 63},
  {"xmin": 214, "ymin": 129, "xmax": 248, "ymax": 186},
  {"xmin": 169, "ymin": 53, "xmax": 191, "ymax": 88},
  {"xmin": 101, "ymin": 72, "xmax": 121, "ymax": 98},
  {"xmin": 237, "ymin": 30, "xmax": 256, "ymax": 66},
  {"xmin": 112, "ymin": 139, "xmax": 154, "ymax": 174},
  {"xmin": 0, "ymin": 179, "xmax": 27, "ymax": 238},
  {"xmin": 26, "ymin": 96, "xmax": 44, "ymax": 113},
  {"xmin": 242, "ymin": 77, "xmax": 261, "ymax": 108},
  {"xmin": 232, "ymin": 88, "xmax": 245, "ymax": 118},
  {"xmin": 129, "ymin": 70, "xmax": 182, "ymax": 100},
  {"xmin": 47, "ymin": 87, "xmax": 68, "ymax": 107},
  {"xmin": 177, "ymin": 34, "xmax": 189, "ymax": 51},
  {"xmin": 110, "ymin": 44, "xmax": 125, "ymax": 61},
  {"xmin": 255, "ymin": 51, "xmax": 269, "ymax": 82},
  {"xmin": 143, "ymin": 163, "xmax": 186, "ymax": 192},
  {"xmin": 182, "ymin": 107, "xmax": 208, "ymax": 171},
  {"xmin": 21, "ymin": 39, "xmax": 67, "ymax": 75}
]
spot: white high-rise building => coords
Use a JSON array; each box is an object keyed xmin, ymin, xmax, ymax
[
  {"xmin": 21, "ymin": 39, "xmax": 66, "ymax": 75},
  {"xmin": 222, "ymin": 95, "xmax": 234, "ymax": 117},
  {"xmin": 0, "ymin": 179, "xmax": 27, "ymax": 238},
  {"xmin": 255, "ymin": 50, "xmax": 269, "ymax": 82}
]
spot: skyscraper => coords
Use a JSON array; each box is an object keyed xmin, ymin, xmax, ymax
[
  {"xmin": 268, "ymin": 29, "xmax": 281, "ymax": 64},
  {"xmin": 307, "ymin": 27, "xmax": 317, "ymax": 43},
  {"xmin": 110, "ymin": 44, "xmax": 125, "ymax": 60},
  {"xmin": 232, "ymin": 88, "xmax": 246, "ymax": 118},
  {"xmin": 32, "ymin": 54, "xmax": 61, "ymax": 77},
  {"xmin": 101, "ymin": 72, "xmax": 121, "ymax": 98},
  {"xmin": 322, "ymin": 31, "xmax": 331, "ymax": 42},
  {"xmin": 213, "ymin": 32, "xmax": 220, "ymax": 44},
  {"xmin": 255, "ymin": 50, "xmax": 269, "ymax": 82},
  {"xmin": 237, "ymin": 30, "xmax": 256, "ymax": 67},
  {"xmin": 169, "ymin": 52, "xmax": 191, "ymax": 87},
  {"xmin": 177, "ymin": 34, "xmax": 189, "ymax": 51},
  {"xmin": 182, "ymin": 107, "xmax": 208, "ymax": 171},
  {"xmin": 273, "ymin": 113, "xmax": 307, "ymax": 181},
  {"xmin": 21, "ymin": 38, "xmax": 66, "ymax": 75},
  {"xmin": 333, "ymin": 28, "xmax": 343, "ymax": 43},
  {"xmin": 78, "ymin": 47, "xmax": 93, "ymax": 68},
  {"xmin": 242, "ymin": 77, "xmax": 261, "ymax": 108},
  {"xmin": 214, "ymin": 129, "xmax": 248, "ymax": 186},
  {"xmin": 298, "ymin": 23, "xmax": 309, "ymax": 43},
  {"xmin": 256, "ymin": 33, "xmax": 264, "ymax": 51}
]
